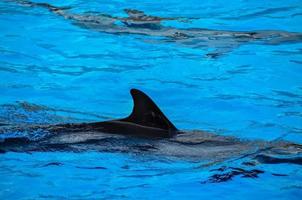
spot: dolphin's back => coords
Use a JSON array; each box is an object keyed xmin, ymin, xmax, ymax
[{"xmin": 89, "ymin": 89, "xmax": 178, "ymax": 138}]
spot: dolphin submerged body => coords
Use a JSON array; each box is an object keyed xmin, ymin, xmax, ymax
[
  {"xmin": 1, "ymin": 89, "xmax": 302, "ymax": 167},
  {"xmin": 8, "ymin": 0, "xmax": 302, "ymax": 57}
]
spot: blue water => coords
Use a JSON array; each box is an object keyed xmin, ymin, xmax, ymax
[{"xmin": 1, "ymin": 0, "xmax": 302, "ymax": 199}]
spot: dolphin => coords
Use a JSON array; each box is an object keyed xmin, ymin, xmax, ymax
[
  {"xmin": 1, "ymin": 89, "xmax": 302, "ymax": 167},
  {"xmin": 0, "ymin": 89, "xmax": 176, "ymax": 139},
  {"xmin": 8, "ymin": 0, "xmax": 302, "ymax": 57}
]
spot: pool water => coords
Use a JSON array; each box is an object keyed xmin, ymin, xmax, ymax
[{"xmin": 1, "ymin": 0, "xmax": 302, "ymax": 199}]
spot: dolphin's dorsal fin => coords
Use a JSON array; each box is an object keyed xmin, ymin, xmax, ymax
[
  {"xmin": 124, "ymin": 9, "xmax": 146, "ymax": 19},
  {"xmin": 122, "ymin": 89, "xmax": 178, "ymax": 132}
]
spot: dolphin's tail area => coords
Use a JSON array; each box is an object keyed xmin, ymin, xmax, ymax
[{"xmin": 8, "ymin": 0, "xmax": 71, "ymax": 15}]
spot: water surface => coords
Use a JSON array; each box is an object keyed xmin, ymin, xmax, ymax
[{"xmin": 0, "ymin": 0, "xmax": 302, "ymax": 199}]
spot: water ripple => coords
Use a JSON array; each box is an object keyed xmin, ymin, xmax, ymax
[{"xmin": 222, "ymin": 6, "xmax": 296, "ymax": 20}]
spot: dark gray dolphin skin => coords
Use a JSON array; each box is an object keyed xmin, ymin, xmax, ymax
[
  {"xmin": 1, "ymin": 89, "xmax": 178, "ymax": 139},
  {"xmin": 1, "ymin": 89, "xmax": 302, "ymax": 167},
  {"xmin": 8, "ymin": 0, "xmax": 302, "ymax": 57},
  {"xmin": 66, "ymin": 88, "xmax": 179, "ymax": 139},
  {"xmin": 0, "ymin": 89, "xmax": 179, "ymax": 150},
  {"xmin": 0, "ymin": 89, "xmax": 176, "ymax": 156}
]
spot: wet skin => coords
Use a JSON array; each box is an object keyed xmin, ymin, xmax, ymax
[{"xmin": 1, "ymin": 89, "xmax": 301, "ymax": 167}]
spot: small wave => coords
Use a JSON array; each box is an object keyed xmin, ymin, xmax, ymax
[{"xmin": 222, "ymin": 6, "xmax": 296, "ymax": 20}]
